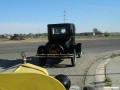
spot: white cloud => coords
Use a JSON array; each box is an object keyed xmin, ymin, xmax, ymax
[{"xmin": 0, "ymin": 22, "xmax": 47, "ymax": 34}]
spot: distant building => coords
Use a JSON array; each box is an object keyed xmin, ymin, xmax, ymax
[
  {"xmin": 78, "ymin": 32, "xmax": 103, "ymax": 36},
  {"xmin": 0, "ymin": 34, "xmax": 12, "ymax": 39}
]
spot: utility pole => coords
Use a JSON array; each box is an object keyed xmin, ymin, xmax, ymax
[
  {"xmin": 63, "ymin": 10, "xmax": 67, "ymax": 23},
  {"xmin": 38, "ymin": 28, "xmax": 39, "ymax": 34}
]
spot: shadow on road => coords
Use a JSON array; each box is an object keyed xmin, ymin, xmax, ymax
[
  {"xmin": 0, "ymin": 57, "xmax": 40, "ymax": 69},
  {"xmin": 0, "ymin": 59, "xmax": 22, "ymax": 69},
  {"xmin": 43, "ymin": 64, "xmax": 72, "ymax": 68},
  {"xmin": 0, "ymin": 57, "xmax": 73, "ymax": 70},
  {"xmin": 41, "ymin": 58, "xmax": 73, "ymax": 68}
]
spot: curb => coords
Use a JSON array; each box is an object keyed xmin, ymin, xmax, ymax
[{"xmin": 95, "ymin": 59, "xmax": 111, "ymax": 82}]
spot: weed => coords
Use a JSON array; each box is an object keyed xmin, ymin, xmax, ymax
[{"xmin": 110, "ymin": 53, "xmax": 120, "ymax": 58}]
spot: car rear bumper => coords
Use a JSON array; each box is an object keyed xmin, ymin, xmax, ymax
[{"xmin": 36, "ymin": 54, "xmax": 74, "ymax": 58}]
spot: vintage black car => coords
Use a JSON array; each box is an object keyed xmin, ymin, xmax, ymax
[{"xmin": 37, "ymin": 23, "xmax": 82, "ymax": 66}]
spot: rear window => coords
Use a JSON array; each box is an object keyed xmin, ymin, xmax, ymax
[{"xmin": 52, "ymin": 27, "xmax": 66, "ymax": 35}]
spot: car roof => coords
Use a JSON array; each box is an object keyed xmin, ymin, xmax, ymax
[{"xmin": 47, "ymin": 23, "xmax": 75, "ymax": 27}]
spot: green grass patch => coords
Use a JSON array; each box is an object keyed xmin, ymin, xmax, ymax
[{"xmin": 110, "ymin": 53, "xmax": 120, "ymax": 58}]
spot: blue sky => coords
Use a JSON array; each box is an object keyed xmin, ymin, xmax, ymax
[{"xmin": 0, "ymin": 0, "xmax": 120, "ymax": 34}]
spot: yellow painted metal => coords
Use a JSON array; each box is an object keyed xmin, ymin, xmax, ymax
[
  {"xmin": 0, "ymin": 73, "xmax": 66, "ymax": 90},
  {"xmin": 0, "ymin": 63, "xmax": 66, "ymax": 90},
  {"xmin": 14, "ymin": 63, "xmax": 49, "ymax": 75}
]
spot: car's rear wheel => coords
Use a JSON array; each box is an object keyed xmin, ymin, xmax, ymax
[
  {"xmin": 77, "ymin": 51, "xmax": 82, "ymax": 58},
  {"xmin": 39, "ymin": 58, "xmax": 46, "ymax": 66},
  {"xmin": 71, "ymin": 49, "xmax": 76, "ymax": 66},
  {"xmin": 83, "ymin": 86, "xmax": 95, "ymax": 90},
  {"xmin": 37, "ymin": 46, "xmax": 46, "ymax": 66}
]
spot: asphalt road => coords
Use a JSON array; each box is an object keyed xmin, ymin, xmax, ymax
[
  {"xmin": 0, "ymin": 38, "xmax": 120, "ymax": 55},
  {"xmin": 0, "ymin": 38, "xmax": 120, "ymax": 89}
]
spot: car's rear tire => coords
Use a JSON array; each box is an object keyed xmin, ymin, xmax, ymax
[
  {"xmin": 39, "ymin": 58, "xmax": 46, "ymax": 66},
  {"xmin": 77, "ymin": 51, "xmax": 82, "ymax": 58},
  {"xmin": 77, "ymin": 53, "xmax": 81, "ymax": 58},
  {"xmin": 37, "ymin": 46, "xmax": 46, "ymax": 66},
  {"xmin": 83, "ymin": 86, "xmax": 95, "ymax": 90},
  {"xmin": 71, "ymin": 49, "xmax": 76, "ymax": 66}
]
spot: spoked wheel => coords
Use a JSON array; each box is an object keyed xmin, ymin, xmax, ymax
[{"xmin": 71, "ymin": 49, "xmax": 76, "ymax": 67}]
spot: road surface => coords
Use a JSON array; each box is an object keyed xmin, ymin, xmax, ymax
[
  {"xmin": 0, "ymin": 38, "xmax": 120, "ymax": 89},
  {"xmin": 0, "ymin": 38, "xmax": 120, "ymax": 54}
]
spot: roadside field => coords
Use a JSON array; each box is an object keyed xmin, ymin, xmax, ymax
[
  {"xmin": 0, "ymin": 36, "xmax": 120, "ymax": 43},
  {"xmin": 0, "ymin": 37, "xmax": 48, "ymax": 43}
]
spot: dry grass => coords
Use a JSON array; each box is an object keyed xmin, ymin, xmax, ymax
[
  {"xmin": 0, "ymin": 37, "xmax": 48, "ymax": 43},
  {"xmin": 0, "ymin": 36, "xmax": 119, "ymax": 43}
]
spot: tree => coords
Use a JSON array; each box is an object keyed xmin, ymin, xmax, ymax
[
  {"xmin": 93, "ymin": 28, "xmax": 102, "ymax": 36},
  {"xmin": 104, "ymin": 32, "xmax": 109, "ymax": 37},
  {"xmin": 93, "ymin": 28, "xmax": 98, "ymax": 33}
]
